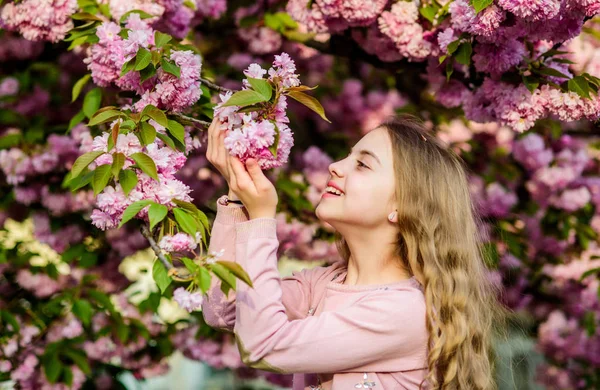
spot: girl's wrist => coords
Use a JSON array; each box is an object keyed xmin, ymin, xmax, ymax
[{"xmin": 227, "ymin": 189, "xmax": 241, "ymax": 201}]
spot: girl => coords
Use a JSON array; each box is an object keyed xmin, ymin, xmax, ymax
[{"xmin": 202, "ymin": 115, "xmax": 508, "ymax": 389}]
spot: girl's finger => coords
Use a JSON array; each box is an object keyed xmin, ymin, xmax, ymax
[
  {"xmin": 230, "ymin": 156, "xmax": 252, "ymax": 188},
  {"xmin": 226, "ymin": 154, "xmax": 237, "ymax": 189}
]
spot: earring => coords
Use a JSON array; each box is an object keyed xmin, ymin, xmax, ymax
[{"xmin": 388, "ymin": 211, "xmax": 397, "ymax": 221}]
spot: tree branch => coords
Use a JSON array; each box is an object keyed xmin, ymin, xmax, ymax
[
  {"xmin": 172, "ymin": 112, "xmax": 211, "ymax": 128},
  {"xmin": 200, "ymin": 77, "xmax": 232, "ymax": 93},
  {"xmin": 140, "ymin": 224, "xmax": 174, "ymax": 271}
]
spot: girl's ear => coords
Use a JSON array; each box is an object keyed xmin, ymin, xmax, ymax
[{"xmin": 388, "ymin": 210, "xmax": 398, "ymax": 223}]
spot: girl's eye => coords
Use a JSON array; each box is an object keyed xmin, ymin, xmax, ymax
[{"xmin": 357, "ymin": 160, "xmax": 369, "ymax": 169}]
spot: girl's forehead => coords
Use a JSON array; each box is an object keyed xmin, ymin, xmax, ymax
[{"xmin": 356, "ymin": 128, "xmax": 392, "ymax": 157}]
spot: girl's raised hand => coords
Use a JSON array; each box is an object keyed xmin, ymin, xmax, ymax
[
  {"xmin": 205, "ymin": 117, "xmax": 231, "ymax": 184},
  {"xmin": 226, "ymin": 155, "xmax": 278, "ymax": 220}
]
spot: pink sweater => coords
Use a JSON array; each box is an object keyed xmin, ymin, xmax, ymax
[{"xmin": 201, "ymin": 202, "xmax": 430, "ymax": 389}]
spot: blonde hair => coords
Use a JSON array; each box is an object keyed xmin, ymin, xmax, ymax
[{"xmin": 335, "ymin": 115, "xmax": 510, "ymax": 389}]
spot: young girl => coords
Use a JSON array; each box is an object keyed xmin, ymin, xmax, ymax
[{"xmin": 202, "ymin": 115, "xmax": 508, "ymax": 389}]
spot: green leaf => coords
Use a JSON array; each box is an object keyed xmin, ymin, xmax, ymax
[
  {"xmin": 119, "ymin": 9, "xmax": 154, "ymax": 24},
  {"xmin": 455, "ymin": 42, "xmax": 472, "ymax": 66},
  {"xmin": 166, "ymin": 119, "xmax": 185, "ymax": 144},
  {"xmin": 446, "ymin": 60, "xmax": 454, "ymax": 81},
  {"xmin": 447, "ymin": 39, "xmax": 460, "ymax": 55},
  {"xmin": 139, "ymin": 122, "xmax": 157, "ymax": 145},
  {"xmin": 171, "ymin": 199, "xmax": 209, "ymax": 231},
  {"xmin": 148, "ymin": 203, "xmax": 168, "ymax": 230},
  {"xmin": 568, "ymin": 75, "xmax": 592, "ymax": 99},
  {"xmin": 116, "ymin": 321, "xmax": 130, "ymax": 343},
  {"xmin": 68, "ymin": 110, "xmax": 86, "ymax": 131},
  {"xmin": 173, "ymin": 208, "xmax": 198, "ymax": 237},
  {"xmin": 216, "ymin": 260, "xmax": 253, "ymax": 287},
  {"xmin": 197, "ymin": 267, "xmax": 212, "ymax": 294},
  {"xmin": 156, "ymin": 132, "xmax": 176, "ymax": 149},
  {"xmin": 43, "ymin": 355, "xmax": 63, "ymax": 384},
  {"xmin": 134, "ymin": 48, "xmax": 152, "ymax": 71},
  {"xmin": 111, "ymin": 152, "xmax": 125, "ymax": 177},
  {"xmin": 139, "ymin": 63, "xmax": 156, "ymax": 82},
  {"xmin": 130, "ymin": 152, "xmax": 158, "ymax": 180},
  {"xmin": 120, "ymin": 57, "xmax": 136, "ymax": 77},
  {"xmin": 522, "ymin": 75, "xmax": 540, "ymax": 93},
  {"xmin": 118, "ymin": 169, "xmax": 138, "ymax": 196},
  {"xmin": 63, "ymin": 349, "xmax": 91, "ymax": 375},
  {"xmin": 83, "ymin": 88, "xmax": 102, "ymax": 119},
  {"xmin": 72, "ymin": 299, "xmax": 93, "ymax": 327},
  {"xmin": 535, "ymin": 66, "xmax": 571, "ymax": 79},
  {"xmin": 88, "ymin": 109, "xmax": 121, "ymax": 127},
  {"xmin": 1, "ymin": 310, "xmax": 20, "ymax": 332},
  {"xmin": 274, "ymin": 12, "xmax": 298, "ymax": 29},
  {"xmin": 0, "ymin": 133, "xmax": 22, "ymax": 149},
  {"xmin": 268, "ymin": 121, "xmax": 280, "ymax": 158},
  {"xmin": 264, "ymin": 12, "xmax": 284, "ymax": 32},
  {"xmin": 221, "ymin": 89, "xmax": 270, "ymax": 107},
  {"xmin": 153, "ymin": 259, "xmax": 172, "ymax": 294},
  {"xmin": 67, "ymin": 170, "xmax": 94, "ymax": 191},
  {"xmin": 470, "ymin": 0, "xmax": 494, "ymax": 13},
  {"xmin": 87, "ymin": 289, "xmax": 117, "ymax": 314},
  {"xmin": 71, "ymin": 74, "xmax": 91, "ymax": 102},
  {"xmin": 419, "ymin": 6, "xmax": 438, "ymax": 23},
  {"xmin": 210, "ymin": 263, "xmax": 236, "ymax": 295},
  {"xmin": 287, "ymin": 91, "xmax": 330, "ymax": 122},
  {"xmin": 92, "ymin": 164, "xmax": 112, "ymax": 195},
  {"xmin": 155, "ymin": 31, "xmax": 172, "ymax": 48},
  {"xmin": 72, "ymin": 12, "xmax": 104, "ymax": 21},
  {"xmin": 119, "ymin": 199, "xmax": 154, "ymax": 227},
  {"xmin": 160, "ymin": 58, "xmax": 181, "ymax": 78},
  {"xmin": 247, "ymin": 77, "xmax": 273, "ymax": 101},
  {"xmin": 141, "ymin": 104, "xmax": 168, "ymax": 127},
  {"xmin": 580, "ymin": 267, "xmax": 600, "ymax": 282},
  {"xmin": 181, "ymin": 257, "xmax": 199, "ymax": 273},
  {"xmin": 71, "ymin": 150, "xmax": 105, "ymax": 178}
]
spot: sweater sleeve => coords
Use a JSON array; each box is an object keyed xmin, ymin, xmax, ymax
[
  {"xmin": 201, "ymin": 202, "xmax": 318, "ymax": 332},
  {"xmin": 233, "ymin": 218, "xmax": 428, "ymax": 374}
]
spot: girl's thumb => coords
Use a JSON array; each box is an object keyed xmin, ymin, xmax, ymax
[{"xmin": 246, "ymin": 158, "xmax": 263, "ymax": 179}]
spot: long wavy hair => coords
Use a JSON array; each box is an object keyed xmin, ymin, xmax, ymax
[{"xmin": 335, "ymin": 115, "xmax": 510, "ymax": 389}]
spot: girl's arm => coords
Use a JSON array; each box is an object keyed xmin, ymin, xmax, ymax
[
  {"xmin": 233, "ymin": 218, "xmax": 428, "ymax": 374},
  {"xmin": 201, "ymin": 200, "xmax": 321, "ymax": 332}
]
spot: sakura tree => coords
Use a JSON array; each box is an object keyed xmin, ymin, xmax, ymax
[{"xmin": 0, "ymin": 0, "xmax": 599, "ymax": 389}]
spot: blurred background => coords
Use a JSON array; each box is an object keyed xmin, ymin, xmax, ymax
[{"xmin": 1, "ymin": 0, "xmax": 600, "ymax": 389}]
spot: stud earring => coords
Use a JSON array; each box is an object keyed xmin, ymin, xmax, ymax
[{"xmin": 388, "ymin": 211, "xmax": 397, "ymax": 221}]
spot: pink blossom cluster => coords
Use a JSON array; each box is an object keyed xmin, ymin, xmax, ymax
[
  {"xmin": 0, "ymin": 32, "xmax": 44, "ymax": 61},
  {"xmin": 171, "ymin": 326, "xmax": 243, "ymax": 369},
  {"xmin": 378, "ymin": 1, "xmax": 436, "ymax": 61},
  {"xmin": 214, "ymin": 53, "xmax": 297, "ymax": 169},
  {"xmin": 513, "ymin": 133, "xmax": 594, "ymax": 215},
  {"xmin": 238, "ymin": 26, "xmax": 282, "ymax": 55},
  {"xmin": 15, "ymin": 269, "xmax": 68, "ymax": 298},
  {"xmin": 32, "ymin": 212, "xmax": 86, "ymax": 253},
  {"xmin": 320, "ymin": 79, "xmax": 407, "ymax": 135},
  {"xmin": 534, "ymin": 245, "xmax": 600, "ymax": 388},
  {"xmin": 88, "ymin": 121, "xmax": 193, "ymax": 231},
  {"xmin": 158, "ymin": 233, "xmax": 197, "ymax": 252},
  {"xmin": 459, "ymin": 78, "xmax": 600, "ymax": 132},
  {"xmin": 195, "ymin": 0, "xmax": 227, "ymax": 20},
  {"xmin": 173, "ymin": 287, "xmax": 203, "ymax": 312},
  {"xmin": 85, "ymin": 14, "xmax": 202, "ymax": 112},
  {"xmin": 0, "ymin": 0, "xmax": 78, "ymax": 43},
  {"xmin": 276, "ymin": 212, "xmax": 340, "ymax": 262},
  {"xmin": 469, "ymin": 177, "xmax": 518, "ymax": 218},
  {"xmin": 0, "ymin": 126, "xmax": 96, "ymax": 219}
]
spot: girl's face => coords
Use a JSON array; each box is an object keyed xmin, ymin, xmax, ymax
[{"xmin": 315, "ymin": 127, "xmax": 397, "ymax": 228}]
